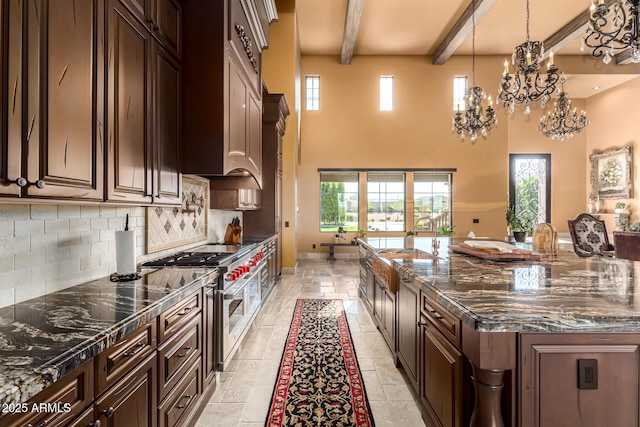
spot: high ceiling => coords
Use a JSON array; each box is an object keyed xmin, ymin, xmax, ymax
[{"xmin": 296, "ymin": 0, "xmax": 639, "ymax": 97}]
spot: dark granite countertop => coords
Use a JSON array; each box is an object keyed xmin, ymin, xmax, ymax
[
  {"xmin": 0, "ymin": 267, "xmax": 218, "ymax": 410},
  {"xmin": 359, "ymin": 237, "xmax": 640, "ymax": 334}
]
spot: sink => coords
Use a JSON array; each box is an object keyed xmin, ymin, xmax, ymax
[{"xmin": 378, "ymin": 251, "xmax": 440, "ymax": 261}]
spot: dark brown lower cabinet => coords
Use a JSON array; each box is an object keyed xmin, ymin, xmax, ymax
[
  {"xmin": 0, "ymin": 361, "xmax": 94, "ymax": 427},
  {"xmin": 95, "ymin": 352, "xmax": 157, "ymax": 427},
  {"xmin": 66, "ymin": 407, "xmax": 100, "ymax": 427},
  {"xmin": 421, "ymin": 316, "xmax": 463, "ymax": 427},
  {"xmin": 520, "ymin": 333, "xmax": 640, "ymax": 427},
  {"xmin": 158, "ymin": 357, "xmax": 203, "ymax": 427},
  {"xmin": 396, "ymin": 277, "xmax": 419, "ymax": 392},
  {"xmin": 373, "ymin": 275, "xmax": 395, "ymax": 352}
]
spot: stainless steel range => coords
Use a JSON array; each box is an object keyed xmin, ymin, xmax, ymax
[{"xmin": 142, "ymin": 242, "xmax": 268, "ymax": 370}]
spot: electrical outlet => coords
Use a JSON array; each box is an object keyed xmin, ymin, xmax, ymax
[
  {"xmin": 578, "ymin": 359, "xmax": 598, "ymax": 390},
  {"xmin": 473, "ymin": 218, "xmax": 479, "ymax": 223},
  {"xmin": 313, "ymin": 244, "xmax": 316, "ymax": 249}
]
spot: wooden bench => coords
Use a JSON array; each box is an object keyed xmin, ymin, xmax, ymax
[{"xmin": 320, "ymin": 242, "xmax": 357, "ymax": 260}]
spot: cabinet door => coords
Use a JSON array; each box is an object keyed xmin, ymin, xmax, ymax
[
  {"xmin": 373, "ymin": 276, "xmax": 384, "ymax": 325},
  {"xmin": 227, "ymin": 57, "xmax": 248, "ymax": 172},
  {"xmin": 119, "ymin": 0, "xmax": 150, "ymax": 24},
  {"xmin": 0, "ymin": 0, "xmax": 22, "ymax": 197},
  {"xmin": 246, "ymin": 91, "xmax": 261, "ymax": 185},
  {"xmin": 381, "ymin": 288, "xmax": 395, "ymax": 350},
  {"xmin": 152, "ymin": 0, "xmax": 181, "ymax": 58},
  {"xmin": 421, "ymin": 318, "xmax": 463, "ymax": 427},
  {"xmin": 152, "ymin": 42, "xmax": 181, "ymax": 204},
  {"xmin": 26, "ymin": 0, "xmax": 104, "ymax": 199},
  {"xmin": 95, "ymin": 352, "xmax": 157, "ymax": 427},
  {"xmin": 365, "ymin": 268, "xmax": 375, "ymax": 311},
  {"xmin": 106, "ymin": 0, "xmax": 153, "ymax": 204},
  {"xmin": 397, "ymin": 278, "xmax": 419, "ymax": 391}
]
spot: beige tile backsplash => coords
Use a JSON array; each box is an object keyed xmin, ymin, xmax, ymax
[{"xmin": 0, "ymin": 177, "xmax": 244, "ymax": 308}]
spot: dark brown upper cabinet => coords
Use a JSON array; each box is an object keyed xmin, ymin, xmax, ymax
[
  {"xmin": 181, "ymin": 0, "xmax": 271, "ymax": 188},
  {"xmin": 106, "ymin": 0, "xmax": 180, "ymax": 205},
  {"xmin": 118, "ymin": 0, "xmax": 181, "ymax": 59},
  {"xmin": 13, "ymin": 0, "xmax": 105, "ymax": 200},
  {"xmin": 0, "ymin": 0, "xmax": 23, "ymax": 197}
]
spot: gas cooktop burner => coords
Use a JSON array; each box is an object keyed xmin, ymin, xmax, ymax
[{"xmin": 142, "ymin": 252, "xmax": 232, "ymax": 267}]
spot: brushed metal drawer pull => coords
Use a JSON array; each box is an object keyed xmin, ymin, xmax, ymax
[
  {"xmin": 177, "ymin": 346, "xmax": 193, "ymax": 357},
  {"xmin": 123, "ymin": 342, "xmax": 145, "ymax": 357},
  {"xmin": 102, "ymin": 407, "xmax": 115, "ymax": 417},
  {"xmin": 177, "ymin": 394, "xmax": 193, "ymax": 409},
  {"xmin": 428, "ymin": 309, "xmax": 443, "ymax": 319},
  {"xmin": 417, "ymin": 321, "xmax": 428, "ymax": 327},
  {"xmin": 88, "ymin": 422, "xmax": 101, "ymax": 427},
  {"xmin": 177, "ymin": 307, "xmax": 193, "ymax": 316}
]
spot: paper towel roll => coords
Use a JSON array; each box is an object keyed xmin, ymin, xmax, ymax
[{"xmin": 115, "ymin": 230, "xmax": 137, "ymax": 275}]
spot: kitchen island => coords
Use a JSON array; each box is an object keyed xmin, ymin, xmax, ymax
[{"xmin": 358, "ymin": 237, "xmax": 640, "ymax": 427}]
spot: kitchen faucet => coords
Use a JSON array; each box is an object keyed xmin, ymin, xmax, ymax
[{"xmin": 414, "ymin": 216, "xmax": 440, "ymax": 256}]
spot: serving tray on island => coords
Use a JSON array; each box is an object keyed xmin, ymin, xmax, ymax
[{"xmin": 449, "ymin": 241, "xmax": 543, "ymax": 261}]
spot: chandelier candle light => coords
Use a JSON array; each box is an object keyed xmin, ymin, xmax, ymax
[
  {"xmin": 452, "ymin": 0, "xmax": 497, "ymax": 143},
  {"xmin": 537, "ymin": 76, "xmax": 590, "ymax": 141},
  {"xmin": 584, "ymin": 0, "xmax": 640, "ymax": 63},
  {"xmin": 498, "ymin": 0, "xmax": 562, "ymax": 115}
]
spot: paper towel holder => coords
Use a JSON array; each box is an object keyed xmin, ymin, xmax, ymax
[{"xmin": 110, "ymin": 214, "xmax": 141, "ymax": 282}]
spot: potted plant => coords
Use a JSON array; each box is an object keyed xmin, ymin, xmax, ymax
[
  {"xmin": 335, "ymin": 226, "xmax": 347, "ymax": 243},
  {"xmin": 437, "ymin": 225, "xmax": 455, "ymax": 237},
  {"xmin": 506, "ymin": 206, "xmax": 535, "ymax": 243},
  {"xmin": 355, "ymin": 229, "xmax": 367, "ymax": 238},
  {"xmin": 615, "ymin": 202, "xmax": 627, "ymax": 213}
]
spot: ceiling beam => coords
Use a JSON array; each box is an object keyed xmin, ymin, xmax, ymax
[
  {"xmin": 340, "ymin": 0, "xmax": 365, "ymax": 65},
  {"xmin": 542, "ymin": 0, "xmax": 616, "ymax": 60},
  {"xmin": 615, "ymin": 49, "xmax": 633, "ymax": 65},
  {"xmin": 432, "ymin": 0, "xmax": 497, "ymax": 65}
]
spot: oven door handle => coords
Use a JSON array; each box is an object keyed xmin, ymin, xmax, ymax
[{"xmin": 223, "ymin": 279, "xmax": 248, "ymax": 299}]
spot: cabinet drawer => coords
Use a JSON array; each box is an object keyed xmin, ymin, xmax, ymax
[
  {"xmin": 96, "ymin": 321, "xmax": 157, "ymax": 394},
  {"xmin": 158, "ymin": 357, "xmax": 202, "ymax": 427},
  {"xmin": 158, "ymin": 315, "xmax": 202, "ymax": 400},
  {"xmin": 422, "ymin": 293, "xmax": 461, "ymax": 348},
  {"xmin": 159, "ymin": 290, "xmax": 202, "ymax": 342},
  {"xmin": 0, "ymin": 362, "xmax": 93, "ymax": 427}
]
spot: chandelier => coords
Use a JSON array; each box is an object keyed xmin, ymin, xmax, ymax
[
  {"xmin": 538, "ymin": 78, "xmax": 589, "ymax": 141},
  {"xmin": 583, "ymin": 0, "xmax": 640, "ymax": 64},
  {"xmin": 452, "ymin": 0, "xmax": 497, "ymax": 143},
  {"xmin": 498, "ymin": 0, "xmax": 562, "ymax": 115}
]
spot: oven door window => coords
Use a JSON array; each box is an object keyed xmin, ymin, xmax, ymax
[
  {"xmin": 245, "ymin": 268, "xmax": 262, "ymax": 314},
  {"xmin": 225, "ymin": 287, "xmax": 245, "ymax": 334}
]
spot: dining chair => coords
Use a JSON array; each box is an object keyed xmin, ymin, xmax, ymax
[
  {"xmin": 532, "ymin": 223, "xmax": 558, "ymax": 254},
  {"xmin": 567, "ymin": 213, "xmax": 614, "ymax": 257}
]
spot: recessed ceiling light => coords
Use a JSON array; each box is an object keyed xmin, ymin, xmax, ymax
[{"xmin": 593, "ymin": 86, "xmax": 601, "ymax": 91}]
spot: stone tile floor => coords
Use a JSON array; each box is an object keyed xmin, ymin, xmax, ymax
[{"xmin": 195, "ymin": 258, "xmax": 425, "ymax": 427}]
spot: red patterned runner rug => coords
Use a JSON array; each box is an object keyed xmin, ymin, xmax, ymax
[{"xmin": 266, "ymin": 299, "xmax": 375, "ymax": 427}]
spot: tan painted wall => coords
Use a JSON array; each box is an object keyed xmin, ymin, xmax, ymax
[
  {"xmin": 506, "ymin": 96, "xmax": 588, "ymax": 230},
  {"xmin": 297, "ymin": 54, "xmax": 611, "ymax": 254},
  {"xmin": 299, "ymin": 55, "xmax": 512, "ymax": 254},
  {"xmin": 262, "ymin": 0, "xmax": 301, "ymax": 270},
  {"xmin": 586, "ymin": 77, "xmax": 640, "ymax": 221}
]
